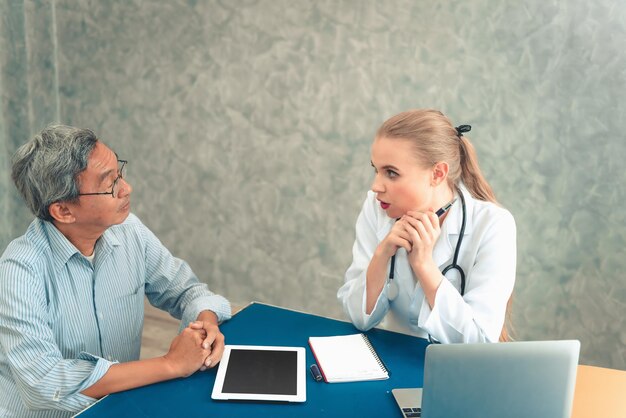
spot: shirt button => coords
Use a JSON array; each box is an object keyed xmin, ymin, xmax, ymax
[{"xmin": 98, "ymin": 313, "xmax": 104, "ymax": 319}]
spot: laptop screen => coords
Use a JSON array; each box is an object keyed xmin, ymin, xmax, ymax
[{"xmin": 394, "ymin": 340, "xmax": 580, "ymax": 418}]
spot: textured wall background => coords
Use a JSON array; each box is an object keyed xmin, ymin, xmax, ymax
[{"xmin": 1, "ymin": 0, "xmax": 625, "ymax": 369}]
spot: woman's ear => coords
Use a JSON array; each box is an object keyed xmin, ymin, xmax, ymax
[
  {"xmin": 431, "ymin": 161, "xmax": 449, "ymax": 186},
  {"xmin": 48, "ymin": 202, "xmax": 76, "ymax": 224}
]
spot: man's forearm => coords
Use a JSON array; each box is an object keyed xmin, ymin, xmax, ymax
[{"xmin": 81, "ymin": 357, "xmax": 178, "ymax": 399}]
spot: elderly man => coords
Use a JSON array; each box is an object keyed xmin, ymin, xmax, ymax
[{"xmin": 0, "ymin": 125, "xmax": 231, "ymax": 417}]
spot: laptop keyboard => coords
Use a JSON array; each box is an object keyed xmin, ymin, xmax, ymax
[{"xmin": 401, "ymin": 407, "xmax": 421, "ymax": 417}]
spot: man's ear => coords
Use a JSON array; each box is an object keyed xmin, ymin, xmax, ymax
[
  {"xmin": 48, "ymin": 202, "xmax": 76, "ymax": 224},
  {"xmin": 431, "ymin": 161, "xmax": 449, "ymax": 186}
]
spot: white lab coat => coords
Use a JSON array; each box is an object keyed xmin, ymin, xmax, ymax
[{"xmin": 337, "ymin": 185, "xmax": 516, "ymax": 343}]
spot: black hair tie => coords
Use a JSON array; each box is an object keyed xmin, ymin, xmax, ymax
[{"xmin": 455, "ymin": 125, "xmax": 471, "ymax": 137}]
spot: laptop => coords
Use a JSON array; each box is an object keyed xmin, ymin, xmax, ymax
[{"xmin": 392, "ymin": 340, "xmax": 580, "ymax": 418}]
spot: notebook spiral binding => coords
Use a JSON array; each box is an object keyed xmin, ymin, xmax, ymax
[{"xmin": 361, "ymin": 334, "xmax": 389, "ymax": 374}]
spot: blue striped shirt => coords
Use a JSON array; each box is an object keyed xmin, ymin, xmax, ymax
[{"xmin": 0, "ymin": 214, "xmax": 231, "ymax": 417}]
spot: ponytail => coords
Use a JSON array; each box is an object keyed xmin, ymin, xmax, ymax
[
  {"xmin": 499, "ymin": 297, "xmax": 514, "ymax": 342},
  {"xmin": 458, "ymin": 136, "xmax": 513, "ymax": 342},
  {"xmin": 457, "ymin": 127, "xmax": 512, "ymax": 342},
  {"xmin": 458, "ymin": 135, "xmax": 512, "ymax": 342},
  {"xmin": 458, "ymin": 136, "xmax": 498, "ymax": 204}
]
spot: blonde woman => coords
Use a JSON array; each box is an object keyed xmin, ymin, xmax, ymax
[{"xmin": 338, "ymin": 109, "xmax": 515, "ymax": 343}]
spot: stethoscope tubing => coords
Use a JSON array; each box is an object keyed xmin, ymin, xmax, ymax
[
  {"xmin": 441, "ymin": 189, "xmax": 467, "ymax": 295},
  {"xmin": 386, "ymin": 187, "xmax": 467, "ymax": 300}
]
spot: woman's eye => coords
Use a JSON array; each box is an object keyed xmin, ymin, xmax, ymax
[{"xmin": 386, "ymin": 170, "xmax": 398, "ymax": 179}]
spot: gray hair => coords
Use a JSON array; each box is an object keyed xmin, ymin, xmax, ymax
[{"xmin": 11, "ymin": 125, "xmax": 98, "ymax": 222}]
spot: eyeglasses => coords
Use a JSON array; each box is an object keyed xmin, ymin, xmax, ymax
[{"xmin": 78, "ymin": 160, "xmax": 128, "ymax": 198}]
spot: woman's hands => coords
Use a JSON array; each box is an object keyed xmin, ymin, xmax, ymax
[
  {"xmin": 373, "ymin": 209, "xmax": 443, "ymax": 308},
  {"xmin": 367, "ymin": 209, "xmax": 443, "ymax": 313},
  {"xmin": 401, "ymin": 210, "xmax": 441, "ymax": 273},
  {"xmin": 400, "ymin": 209, "xmax": 445, "ymax": 307},
  {"xmin": 378, "ymin": 218, "xmax": 413, "ymax": 258},
  {"xmin": 378, "ymin": 210, "xmax": 440, "ymax": 270}
]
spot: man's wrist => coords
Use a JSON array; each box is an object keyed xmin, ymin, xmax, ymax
[
  {"xmin": 196, "ymin": 310, "xmax": 218, "ymax": 324},
  {"xmin": 159, "ymin": 354, "xmax": 182, "ymax": 379}
]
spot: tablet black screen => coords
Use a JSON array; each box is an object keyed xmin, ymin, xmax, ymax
[{"xmin": 221, "ymin": 349, "xmax": 298, "ymax": 395}]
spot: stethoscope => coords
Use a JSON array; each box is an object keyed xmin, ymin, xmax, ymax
[{"xmin": 386, "ymin": 187, "xmax": 467, "ymax": 301}]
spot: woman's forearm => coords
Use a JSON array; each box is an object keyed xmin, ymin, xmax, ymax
[{"xmin": 365, "ymin": 247, "xmax": 392, "ymax": 314}]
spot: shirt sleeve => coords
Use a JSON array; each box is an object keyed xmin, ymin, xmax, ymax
[
  {"xmin": 137, "ymin": 220, "xmax": 231, "ymax": 327},
  {"xmin": 0, "ymin": 259, "xmax": 116, "ymax": 413},
  {"xmin": 418, "ymin": 210, "xmax": 517, "ymax": 343},
  {"xmin": 337, "ymin": 193, "xmax": 390, "ymax": 331}
]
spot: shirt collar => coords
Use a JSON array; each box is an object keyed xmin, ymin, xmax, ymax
[
  {"xmin": 43, "ymin": 220, "xmax": 81, "ymax": 271},
  {"xmin": 95, "ymin": 226, "xmax": 122, "ymax": 260},
  {"xmin": 42, "ymin": 220, "xmax": 122, "ymax": 272}
]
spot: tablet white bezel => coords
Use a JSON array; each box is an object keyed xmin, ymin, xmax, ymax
[{"xmin": 211, "ymin": 345, "xmax": 306, "ymax": 403}]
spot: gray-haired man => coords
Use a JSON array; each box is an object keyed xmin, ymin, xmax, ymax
[{"xmin": 0, "ymin": 125, "xmax": 231, "ymax": 417}]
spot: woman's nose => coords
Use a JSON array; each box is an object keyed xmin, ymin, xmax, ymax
[{"xmin": 371, "ymin": 175, "xmax": 384, "ymax": 193}]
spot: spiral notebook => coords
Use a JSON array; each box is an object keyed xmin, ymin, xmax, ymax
[{"xmin": 308, "ymin": 334, "xmax": 389, "ymax": 383}]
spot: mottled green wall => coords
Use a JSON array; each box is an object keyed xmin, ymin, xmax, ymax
[{"xmin": 1, "ymin": 0, "xmax": 625, "ymax": 369}]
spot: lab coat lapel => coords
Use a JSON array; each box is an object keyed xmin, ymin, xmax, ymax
[{"xmin": 376, "ymin": 215, "xmax": 395, "ymax": 242}]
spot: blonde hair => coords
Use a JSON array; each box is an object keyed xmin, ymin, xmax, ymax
[
  {"xmin": 376, "ymin": 108, "xmax": 513, "ymax": 342},
  {"xmin": 376, "ymin": 108, "xmax": 497, "ymax": 204}
]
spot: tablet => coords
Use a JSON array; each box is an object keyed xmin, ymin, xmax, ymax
[{"xmin": 211, "ymin": 345, "xmax": 306, "ymax": 402}]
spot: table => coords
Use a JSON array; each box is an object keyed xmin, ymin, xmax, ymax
[
  {"xmin": 76, "ymin": 302, "xmax": 625, "ymax": 417},
  {"xmin": 76, "ymin": 302, "xmax": 430, "ymax": 417},
  {"xmin": 571, "ymin": 364, "xmax": 626, "ymax": 418}
]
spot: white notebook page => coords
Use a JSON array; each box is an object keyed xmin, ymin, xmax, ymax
[{"xmin": 309, "ymin": 334, "xmax": 388, "ymax": 383}]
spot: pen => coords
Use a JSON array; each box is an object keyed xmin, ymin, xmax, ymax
[
  {"xmin": 309, "ymin": 364, "xmax": 323, "ymax": 382},
  {"xmin": 389, "ymin": 198, "xmax": 458, "ymax": 282},
  {"xmin": 395, "ymin": 198, "xmax": 456, "ymax": 224},
  {"xmin": 435, "ymin": 198, "xmax": 457, "ymax": 217}
]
